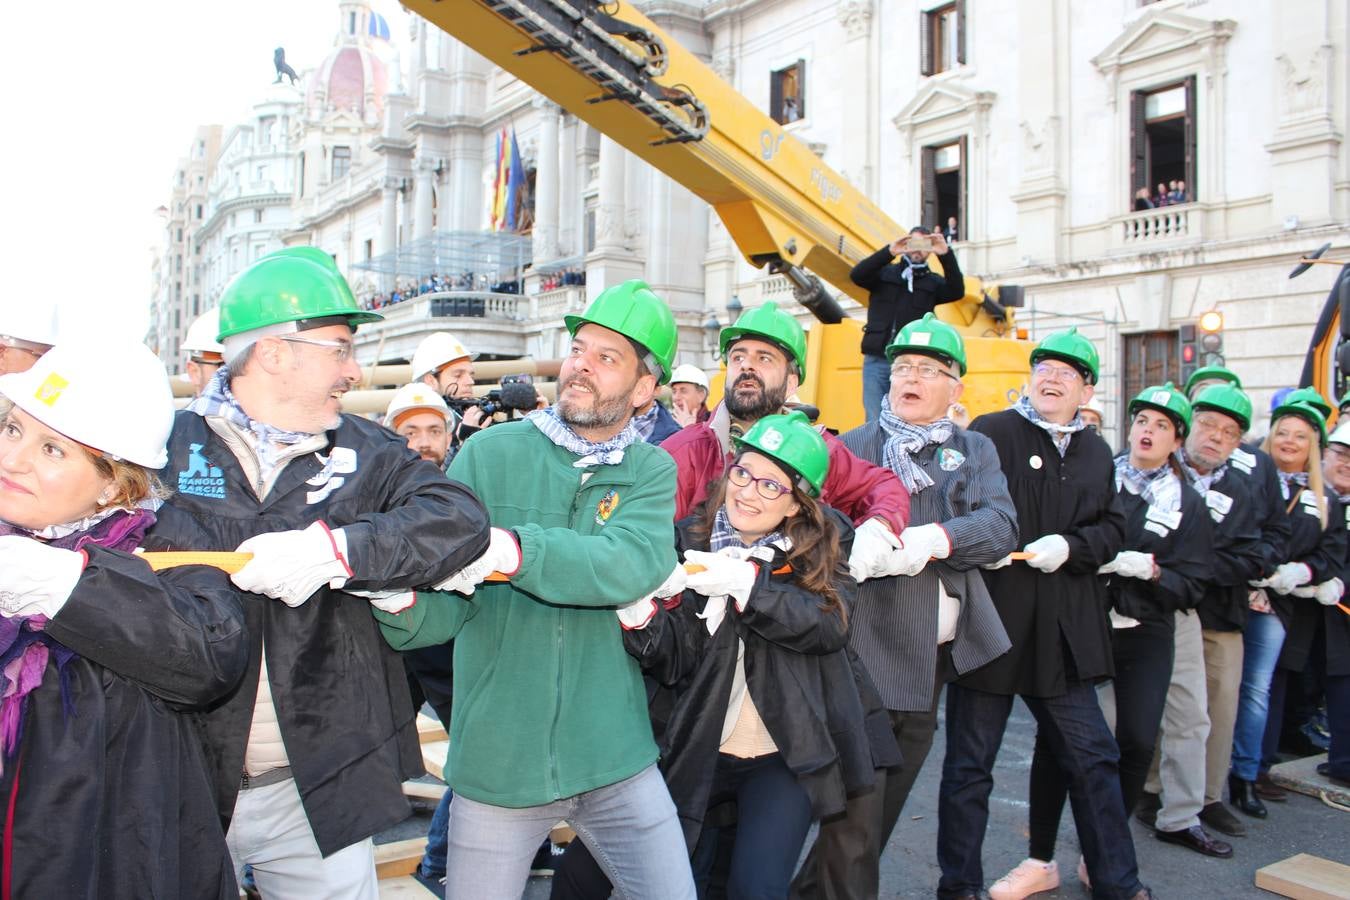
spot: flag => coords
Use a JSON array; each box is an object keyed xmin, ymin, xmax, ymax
[
  {"xmin": 504, "ymin": 129, "xmax": 526, "ymax": 232},
  {"xmin": 490, "ymin": 129, "xmax": 509, "ymax": 231}
]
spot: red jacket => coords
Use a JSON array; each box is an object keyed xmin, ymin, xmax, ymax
[{"xmin": 659, "ymin": 405, "xmax": 909, "ymax": 531}]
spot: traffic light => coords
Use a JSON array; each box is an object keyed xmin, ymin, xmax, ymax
[{"xmin": 1197, "ymin": 310, "xmax": 1225, "ymax": 366}]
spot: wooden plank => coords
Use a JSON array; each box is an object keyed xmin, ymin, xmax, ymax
[
  {"xmin": 378, "ymin": 875, "xmax": 437, "ymax": 897},
  {"xmin": 375, "ymin": 838, "xmax": 427, "ymax": 880},
  {"xmin": 417, "ymin": 713, "xmax": 448, "ymax": 745},
  {"xmin": 402, "ymin": 780, "xmax": 447, "ymax": 802},
  {"xmin": 422, "ymin": 740, "xmax": 449, "ymax": 780},
  {"xmin": 1255, "ymin": 853, "xmax": 1350, "ymax": 900},
  {"xmin": 550, "ymin": 823, "xmax": 577, "ymax": 845}
]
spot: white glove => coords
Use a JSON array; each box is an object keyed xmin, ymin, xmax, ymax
[
  {"xmin": 847, "ymin": 518, "xmax": 903, "ymax": 582},
  {"xmin": 1266, "ymin": 561, "xmax": 1313, "ymax": 595},
  {"xmin": 892, "ymin": 523, "xmax": 952, "ymax": 577},
  {"xmin": 1023, "ymin": 534, "xmax": 1070, "ymax": 573},
  {"xmin": 616, "ymin": 598, "xmax": 659, "ymax": 630},
  {"xmin": 1108, "ymin": 609, "xmax": 1141, "ymax": 629},
  {"xmin": 232, "ymin": 522, "xmax": 352, "ymax": 607},
  {"xmin": 434, "ymin": 527, "xmax": 522, "ymax": 596},
  {"xmin": 346, "ymin": 588, "xmax": 417, "ymax": 614},
  {"xmin": 982, "ymin": 554, "xmax": 1014, "ymax": 570},
  {"xmin": 0, "ymin": 535, "xmax": 85, "ymax": 619},
  {"xmin": 1315, "ymin": 578, "xmax": 1344, "ymax": 607},
  {"xmin": 683, "ymin": 550, "xmax": 759, "ymax": 611},
  {"xmin": 1102, "ymin": 550, "xmax": 1155, "ymax": 581},
  {"xmin": 651, "ymin": 562, "xmax": 689, "ymax": 600}
]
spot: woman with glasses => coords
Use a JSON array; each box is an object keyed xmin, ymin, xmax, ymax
[
  {"xmin": 1231, "ymin": 400, "xmax": 1345, "ymax": 815},
  {"xmin": 605, "ymin": 410, "xmax": 887, "ymax": 898},
  {"xmin": 0, "ymin": 341, "xmax": 247, "ymax": 898},
  {"xmin": 991, "ymin": 384, "xmax": 1213, "ymax": 898}
]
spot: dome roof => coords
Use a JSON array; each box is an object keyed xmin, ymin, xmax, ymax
[{"xmin": 308, "ymin": 43, "xmax": 388, "ymax": 122}]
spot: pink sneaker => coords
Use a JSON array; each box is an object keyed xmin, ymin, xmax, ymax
[{"xmin": 989, "ymin": 858, "xmax": 1060, "ymax": 900}]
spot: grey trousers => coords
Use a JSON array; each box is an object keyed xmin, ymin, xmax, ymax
[
  {"xmin": 1144, "ymin": 611, "xmax": 1211, "ymax": 832},
  {"xmin": 1201, "ymin": 629, "xmax": 1244, "ymax": 804}
]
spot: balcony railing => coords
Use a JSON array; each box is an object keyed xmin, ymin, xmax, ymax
[
  {"xmin": 363, "ymin": 291, "xmax": 527, "ymax": 323},
  {"xmin": 533, "ymin": 286, "xmax": 586, "ymax": 320},
  {"xmin": 1119, "ymin": 204, "xmax": 1198, "ymax": 245}
]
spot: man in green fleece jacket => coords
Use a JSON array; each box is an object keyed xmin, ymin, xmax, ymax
[{"xmin": 374, "ymin": 280, "xmax": 696, "ymax": 899}]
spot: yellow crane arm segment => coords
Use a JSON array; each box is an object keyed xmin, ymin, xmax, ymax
[{"xmin": 403, "ymin": 0, "xmax": 901, "ymax": 318}]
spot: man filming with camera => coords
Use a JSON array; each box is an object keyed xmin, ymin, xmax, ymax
[{"xmin": 852, "ymin": 227, "xmax": 965, "ymax": 423}]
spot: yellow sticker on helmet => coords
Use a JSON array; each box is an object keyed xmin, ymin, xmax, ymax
[{"xmin": 34, "ymin": 373, "xmax": 69, "ymax": 407}]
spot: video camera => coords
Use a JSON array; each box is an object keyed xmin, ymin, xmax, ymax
[{"xmin": 445, "ymin": 374, "xmax": 540, "ymax": 420}]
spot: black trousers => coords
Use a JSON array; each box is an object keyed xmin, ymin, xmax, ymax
[{"xmin": 789, "ymin": 646, "xmax": 951, "ymax": 900}]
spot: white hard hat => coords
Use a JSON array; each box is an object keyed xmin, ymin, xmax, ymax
[
  {"xmin": 383, "ymin": 382, "xmax": 451, "ymax": 429},
  {"xmin": 1329, "ymin": 421, "xmax": 1350, "ymax": 448},
  {"xmin": 1080, "ymin": 397, "xmax": 1106, "ymax": 415},
  {"xmin": 669, "ymin": 364, "xmax": 709, "ymax": 391},
  {"xmin": 0, "ymin": 339, "xmax": 174, "ymax": 468},
  {"xmin": 0, "ymin": 305, "xmax": 60, "ymax": 348},
  {"xmin": 411, "ymin": 332, "xmax": 475, "ymax": 380},
  {"xmin": 182, "ymin": 307, "xmax": 225, "ymax": 356}
]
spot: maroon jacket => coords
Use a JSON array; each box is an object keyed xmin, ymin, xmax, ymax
[{"xmin": 659, "ymin": 404, "xmax": 910, "ymax": 531}]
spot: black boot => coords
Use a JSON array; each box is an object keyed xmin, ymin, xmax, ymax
[{"xmin": 1229, "ymin": 773, "xmax": 1268, "ymax": 819}]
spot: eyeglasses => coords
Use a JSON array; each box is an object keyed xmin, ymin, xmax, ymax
[
  {"xmin": 1032, "ymin": 362, "xmax": 1083, "ymax": 384},
  {"xmin": 727, "ymin": 464, "xmax": 792, "ymax": 500},
  {"xmin": 1191, "ymin": 415, "xmax": 1243, "ymax": 442},
  {"xmin": 281, "ymin": 336, "xmax": 355, "ymax": 363},
  {"xmin": 893, "ymin": 362, "xmax": 957, "ymax": 382},
  {"xmin": 1326, "ymin": 445, "xmax": 1350, "ymax": 466}
]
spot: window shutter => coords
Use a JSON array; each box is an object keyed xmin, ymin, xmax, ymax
[
  {"xmin": 956, "ymin": 0, "xmax": 967, "ymax": 65},
  {"xmin": 770, "ymin": 70, "xmax": 783, "ymax": 123},
  {"xmin": 1129, "ymin": 90, "xmax": 1147, "ymax": 200},
  {"xmin": 1183, "ymin": 75, "xmax": 1197, "ymax": 197},
  {"xmin": 921, "ymin": 146, "xmax": 938, "ymax": 229},
  {"xmin": 957, "ymin": 134, "xmax": 969, "ymax": 237},
  {"xmin": 920, "ymin": 11, "xmax": 933, "ymax": 76},
  {"xmin": 797, "ymin": 59, "xmax": 807, "ymax": 119}
]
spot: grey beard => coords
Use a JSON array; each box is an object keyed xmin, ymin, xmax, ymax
[{"xmin": 558, "ymin": 391, "xmax": 631, "ymax": 430}]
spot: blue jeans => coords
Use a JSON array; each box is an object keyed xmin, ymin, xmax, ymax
[
  {"xmin": 444, "ymin": 764, "xmax": 694, "ymax": 900},
  {"xmin": 862, "ymin": 354, "xmax": 891, "ymax": 423},
  {"xmin": 419, "ymin": 788, "xmax": 452, "ymax": 880},
  {"xmin": 938, "ymin": 683, "xmax": 1143, "ymax": 900},
  {"xmin": 1231, "ymin": 610, "xmax": 1285, "ymax": 780}
]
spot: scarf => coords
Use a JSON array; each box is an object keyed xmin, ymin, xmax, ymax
[
  {"xmin": 0, "ymin": 507, "xmax": 156, "ymax": 773},
  {"xmin": 526, "ymin": 405, "xmax": 640, "ymax": 467},
  {"xmin": 188, "ymin": 367, "xmax": 321, "ymax": 478},
  {"xmin": 878, "ymin": 407, "xmax": 953, "ymax": 494},
  {"xmin": 631, "ymin": 403, "xmax": 661, "ymax": 443},
  {"xmin": 1013, "ymin": 395, "xmax": 1085, "ymax": 457},
  {"xmin": 1114, "ymin": 455, "xmax": 1182, "ymax": 513},
  {"xmin": 1277, "ymin": 469, "xmax": 1309, "ymax": 500},
  {"xmin": 708, "ymin": 506, "xmax": 786, "ymax": 554},
  {"xmin": 1179, "ymin": 448, "xmax": 1228, "ymax": 493}
]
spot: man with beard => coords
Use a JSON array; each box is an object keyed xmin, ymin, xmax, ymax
[
  {"xmin": 383, "ymin": 382, "xmax": 453, "ymax": 473},
  {"xmin": 661, "ymin": 301, "xmax": 910, "ymax": 582},
  {"xmin": 142, "ymin": 247, "xmax": 491, "ymax": 898},
  {"xmin": 938, "ymin": 329, "xmax": 1152, "ymax": 900},
  {"xmin": 373, "ymin": 280, "xmax": 696, "ymax": 898}
]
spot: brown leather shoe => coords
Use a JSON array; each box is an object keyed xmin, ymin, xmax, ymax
[
  {"xmin": 1254, "ymin": 771, "xmax": 1288, "ymax": 801},
  {"xmin": 1200, "ymin": 801, "xmax": 1247, "ymax": 837},
  {"xmin": 1156, "ymin": 825, "xmax": 1234, "ymax": 858}
]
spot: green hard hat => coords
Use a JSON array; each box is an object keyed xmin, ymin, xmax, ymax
[
  {"xmin": 1184, "ymin": 365, "xmax": 1241, "ymax": 397},
  {"xmin": 1029, "ymin": 327, "xmax": 1099, "ymax": 384},
  {"xmin": 216, "ymin": 251, "xmax": 382, "ymax": 341},
  {"xmin": 564, "ymin": 280, "xmax": 677, "ymax": 384},
  {"xmin": 884, "ymin": 311, "xmax": 967, "ymax": 374},
  {"xmin": 1284, "ymin": 387, "xmax": 1333, "ymax": 422},
  {"xmin": 733, "ymin": 409, "xmax": 829, "ymax": 497},
  {"xmin": 1271, "ymin": 400, "xmax": 1328, "ymax": 446},
  {"xmin": 719, "ymin": 301, "xmax": 808, "ymax": 380},
  {"xmin": 1128, "ymin": 382, "xmax": 1192, "ymax": 436},
  {"xmin": 1192, "ymin": 383, "xmax": 1254, "ymax": 433}
]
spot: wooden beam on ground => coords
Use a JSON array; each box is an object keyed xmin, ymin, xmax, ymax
[
  {"xmin": 1256, "ymin": 853, "xmax": 1350, "ymax": 900},
  {"xmin": 422, "ymin": 740, "xmax": 449, "ymax": 780},
  {"xmin": 402, "ymin": 780, "xmax": 447, "ymax": 802},
  {"xmin": 417, "ymin": 713, "xmax": 448, "ymax": 745},
  {"xmin": 375, "ymin": 838, "xmax": 427, "ymax": 880}
]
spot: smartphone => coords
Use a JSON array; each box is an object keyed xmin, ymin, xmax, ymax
[{"xmin": 903, "ymin": 234, "xmax": 935, "ymax": 253}]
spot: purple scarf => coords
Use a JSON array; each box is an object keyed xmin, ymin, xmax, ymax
[{"xmin": 0, "ymin": 508, "xmax": 155, "ymax": 770}]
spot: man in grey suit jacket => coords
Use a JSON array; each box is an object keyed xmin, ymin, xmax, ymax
[{"xmin": 792, "ymin": 313, "xmax": 1016, "ymax": 900}]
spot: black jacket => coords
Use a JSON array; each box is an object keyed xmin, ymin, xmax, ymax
[
  {"xmin": 143, "ymin": 411, "xmax": 490, "ymax": 856},
  {"xmin": 3, "ymin": 549, "xmax": 247, "ymax": 899},
  {"xmin": 1269, "ymin": 483, "xmax": 1346, "ymax": 673},
  {"xmin": 1191, "ymin": 460, "xmax": 1284, "ymax": 632},
  {"xmin": 1236, "ymin": 446, "xmax": 1294, "ymax": 580},
  {"xmin": 961, "ymin": 410, "xmax": 1126, "ymax": 696},
  {"xmin": 623, "ymin": 514, "xmax": 898, "ymax": 849},
  {"xmin": 852, "ymin": 245, "xmax": 965, "ymax": 357},
  {"xmin": 1105, "ymin": 481, "xmax": 1212, "ymax": 624}
]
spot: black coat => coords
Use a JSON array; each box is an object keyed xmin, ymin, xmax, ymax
[
  {"xmin": 1106, "ymin": 482, "xmax": 1212, "ymax": 625},
  {"xmin": 1192, "ymin": 460, "xmax": 1286, "ymax": 632},
  {"xmin": 1235, "ymin": 446, "xmax": 1294, "ymax": 580},
  {"xmin": 2, "ymin": 549, "xmax": 247, "ymax": 899},
  {"xmin": 143, "ymin": 410, "xmax": 490, "ymax": 856},
  {"xmin": 851, "ymin": 246, "xmax": 965, "ymax": 357},
  {"xmin": 1269, "ymin": 483, "xmax": 1346, "ymax": 673},
  {"xmin": 960, "ymin": 410, "xmax": 1126, "ymax": 696},
  {"xmin": 1330, "ymin": 500, "xmax": 1350, "ymax": 678},
  {"xmin": 623, "ymin": 514, "xmax": 899, "ymax": 849}
]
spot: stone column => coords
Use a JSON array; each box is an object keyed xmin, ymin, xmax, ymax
[
  {"xmin": 588, "ymin": 136, "xmax": 643, "ymax": 295},
  {"xmin": 380, "ymin": 177, "xmax": 399, "ymax": 292},
  {"xmin": 413, "ymin": 157, "xmax": 434, "ymax": 241},
  {"xmin": 836, "ymin": 0, "xmax": 875, "ymax": 194},
  {"xmin": 533, "ymin": 99, "xmax": 561, "ymax": 263},
  {"xmin": 558, "ymin": 115, "xmax": 578, "ymax": 257}
]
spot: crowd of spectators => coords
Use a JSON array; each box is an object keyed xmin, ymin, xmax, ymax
[
  {"xmin": 360, "ymin": 272, "xmax": 529, "ymax": 311},
  {"xmin": 1134, "ymin": 180, "xmax": 1191, "ymax": 211}
]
